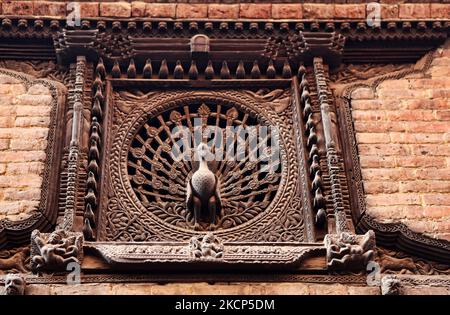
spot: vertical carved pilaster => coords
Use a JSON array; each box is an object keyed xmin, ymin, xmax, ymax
[
  {"xmin": 61, "ymin": 56, "xmax": 87, "ymax": 231},
  {"xmin": 292, "ymin": 75, "xmax": 316, "ymax": 242},
  {"xmin": 313, "ymin": 57, "xmax": 349, "ymax": 234},
  {"xmin": 82, "ymin": 58, "xmax": 106, "ymax": 240}
]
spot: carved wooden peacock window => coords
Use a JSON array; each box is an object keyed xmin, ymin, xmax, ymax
[
  {"xmin": 0, "ymin": 16, "xmax": 448, "ymax": 286},
  {"xmin": 10, "ymin": 19, "xmax": 446, "ymax": 275},
  {"xmin": 101, "ymin": 87, "xmax": 307, "ymax": 244},
  {"xmin": 125, "ymin": 99, "xmax": 282, "ymax": 232}
]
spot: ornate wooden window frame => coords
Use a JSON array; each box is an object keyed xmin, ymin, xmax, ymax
[{"xmin": 0, "ymin": 18, "xmax": 448, "ymax": 274}]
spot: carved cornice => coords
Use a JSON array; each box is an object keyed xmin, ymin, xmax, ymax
[
  {"xmin": 357, "ymin": 214, "xmax": 450, "ymax": 265},
  {"xmin": 381, "ymin": 275, "xmax": 450, "ymax": 295},
  {"xmin": 0, "ymin": 273, "xmax": 367, "ymax": 285},
  {"xmin": 0, "ymin": 18, "xmax": 447, "ymax": 65}
]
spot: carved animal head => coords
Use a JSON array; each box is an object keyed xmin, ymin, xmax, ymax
[{"xmin": 4, "ymin": 274, "xmax": 25, "ymax": 295}]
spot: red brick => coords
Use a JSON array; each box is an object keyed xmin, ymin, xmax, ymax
[
  {"xmin": 407, "ymin": 220, "xmax": 437, "ymax": 234},
  {"xmin": 352, "ymin": 110, "xmax": 386, "ymax": 121},
  {"xmin": 423, "ymin": 194, "xmax": 450, "ymax": 206},
  {"xmin": 410, "ymin": 78, "xmax": 450, "ymax": 89},
  {"xmin": 131, "ymin": 1, "xmax": 146, "ymax": 17},
  {"xmin": 378, "ymin": 88, "xmax": 426, "ymax": 99},
  {"xmin": 100, "ymin": 2, "xmax": 131, "ymax": 18},
  {"xmin": 390, "ymin": 133, "xmax": 443, "ymax": 144},
  {"xmin": 430, "ymin": 4, "xmax": 450, "ymax": 19},
  {"xmin": 366, "ymin": 193, "xmax": 421, "ymax": 206},
  {"xmin": 403, "ymin": 122, "xmax": 449, "ymax": 133},
  {"xmin": 404, "ymin": 99, "xmax": 448, "ymax": 110},
  {"xmin": 400, "ymin": 181, "xmax": 450, "ymax": 193},
  {"xmin": 388, "ymin": 110, "xmax": 435, "ymax": 121},
  {"xmin": 79, "ymin": 2, "xmax": 99, "ymax": 18},
  {"xmin": 435, "ymin": 111, "xmax": 450, "ymax": 121},
  {"xmin": 356, "ymin": 133, "xmax": 389, "ymax": 144},
  {"xmin": 351, "ymin": 88, "xmax": 375, "ymax": 100},
  {"xmin": 177, "ymin": 4, "xmax": 207, "ymax": 19},
  {"xmin": 359, "ymin": 144, "xmax": 410, "ymax": 156},
  {"xmin": 423, "ymin": 206, "xmax": 450, "ymax": 219},
  {"xmin": 354, "ymin": 121, "xmax": 406, "ymax": 133},
  {"xmin": 359, "ymin": 156, "xmax": 396, "ymax": 168},
  {"xmin": 416, "ymin": 169, "xmax": 450, "ymax": 180},
  {"xmin": 371, "ymin": 206, "xmax": 427, "ymax": 220},
  {"xmin": 429, "ymin": 89, "xmax": 450, "ymax": 99},
  {"xmin": 411, "ymin": 144, "xmax": 450, "ymax": 156},
  {"xmin": 303, "ymin": 4, "xmax": 335, "ymax": 20},
  {"xmin": 379, "ymin": 0, "xmax": 405, "ymax": 4},
  {"xmin": 381, "ymin": 4, "xmax": 399, "ymax": 19},
  {"xmin": 271, "ymin": 4, "xmax": 302, "ymax": 19},
  {"xmin": 239, "ymin": 4, "xmax": 271, "ymax": 19},
  {"xmin": 399, "ymin": 4, "xmax": 431, "ymax": 19},
  {"xmin": 366, "ymin": 206, "xmax": 407, "ymax": 221},
  {"xmin": 208, "ymin": 4, "xmax": 239, "ymax": 20},
  {"xmin": 364, "ymin": 181, "xmax": 399, "ymax": 194},
  {"xmin": 33, "ymin": 1, "xmax": 66, "ymax": 17},
  {"xmin": 434, "ymin": 221, "xmax": 450, "ymax": 234},
  {"xmin": 2, "ymin": 1, "xmax": 33, "ymax": 15},
  {"xmin": 351, "ymin": 100, "xmax": 384, "ymax": 110},
  {"xmin": 395, "ymin": 156, "xmax": 446, "ymax": 168},
  {"xmin": 361, "ymin": 168, "xmax": 416, "ymax": 181},
  {"xmin": 145, "ymin": 4, "xmax": 175, "ymax": 18},
  {"xmin": 334, "ymin": 5, "xmax": 365, "ymax": 19}
]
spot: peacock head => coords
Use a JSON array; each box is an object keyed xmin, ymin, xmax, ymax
[{"xmin": 196, "ymin": 143, "xmax": 211, "ymax": 162}]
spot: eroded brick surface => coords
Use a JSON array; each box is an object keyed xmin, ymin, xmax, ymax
[
  {"xmin": 0, "ymin": 1, "xmax": 447, "ymax": 20},
  {"xmin": 350, "ymin": 41, "xmax": 450, "ymax": 241},
  {"xmin": 0, "ymin": 73, "xmax": 53, "ymax": 222}
]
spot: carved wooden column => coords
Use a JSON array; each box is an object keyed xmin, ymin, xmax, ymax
[
  {"xmin": 61, "ymin": 56, "xmax": 87, "ymax": 232},
  {"xmin": 309, "ymin": 54, "xmax": 375, "ymax": 272},
  {"xmin": 313, "ymin": 57, "xmax": 349, "ymax": 235}
]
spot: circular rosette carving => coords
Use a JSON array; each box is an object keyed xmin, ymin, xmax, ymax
[{"xmin": 126, "ymin": 99, "xmax": 282, "ymax": 231}]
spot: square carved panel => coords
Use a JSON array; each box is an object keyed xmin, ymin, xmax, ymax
[{"xmin": 98, "ymin": 82, "xmax": 315, "ymax": 246}]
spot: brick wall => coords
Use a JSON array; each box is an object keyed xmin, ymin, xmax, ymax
[
  {"xmin": 0, "ymin": 1, "xmax": 448, "ymax": 20},
  {"xmin": 0, "ymin": 72, "xmax": 53, "ymax": 221},
  {"xmin": 22, "ymin": 282, "xmax": 381, "ymax": 295},
  {"xmin": 350, "ymin": 40, "xmax": 450, "ymax": 241}
]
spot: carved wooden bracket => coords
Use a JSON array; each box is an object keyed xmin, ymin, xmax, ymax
[{"xmin": 324, "ymin": 230, "xmax": 375, "ymax": 271}]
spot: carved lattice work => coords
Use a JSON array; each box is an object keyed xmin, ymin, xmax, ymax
[
  {"xmin": 127, "ymin": 102, "xmax": 282, "ymax": 231},
  {"xmin": 100, "ymin": 88, "xmax": 306, "ymax": 243}
]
